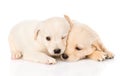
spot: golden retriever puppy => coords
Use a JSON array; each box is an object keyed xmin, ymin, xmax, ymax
[
  {"xmin": 61, "ymin": 16, "xmax": 114, "ymax": 62},
  {"xmin": 8, "ymin": 16, "xmax": 70, "ymax": 64}
]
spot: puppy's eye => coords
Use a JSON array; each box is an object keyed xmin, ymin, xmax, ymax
[
  {"xmin": 75, "ymin": 47, "xmax": 82, "ymax": 51},
  {"xmin": 46, "ymin": 36, "xmax": 51, "ymax": 41},
  {"xmin": 61, "ymin": 36, "xmax": 66, "ymax": 39}
]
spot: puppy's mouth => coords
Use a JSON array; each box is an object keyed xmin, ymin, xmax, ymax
[
  {"xmin": 52, "ymin": 54, "xmax": 61, "ymax": 56},
  {"xmin": 50, "ymin": 52, "xmax": 63, "ymax": 57}
]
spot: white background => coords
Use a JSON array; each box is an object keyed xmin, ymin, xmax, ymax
[{"xmin": 0, "ymin": 0, "xmax": 120, "ymax": 76}]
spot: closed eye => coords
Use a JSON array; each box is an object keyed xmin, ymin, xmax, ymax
[{"xmin": 75, "ymin": 46, "xmax": 82, "ymax": 51}]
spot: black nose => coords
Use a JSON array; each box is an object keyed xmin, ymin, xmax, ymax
[
  {"xmin": 54, "ymin": 48, "xmax": 61, "ymax": 54},
  {"xmin": 62, "ymin": 53, "xmax": 68, "ymax": 59}
]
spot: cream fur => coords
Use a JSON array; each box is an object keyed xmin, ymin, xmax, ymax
[
  {"xmin": 8, "ymin": 17, "xmax": 70, "ymax": 64},
  {"xmin": 61, "ymin": 21, "xmax": 114, "ymax": 62}
]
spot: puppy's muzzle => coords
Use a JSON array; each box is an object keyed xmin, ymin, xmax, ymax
[
  {"xmin": 54, "ymin": 48, "xmax": 61, "ymax": 54},
  {"xmin": 62, "ymin": 53, "xmax": 68, "ymax": 59}
]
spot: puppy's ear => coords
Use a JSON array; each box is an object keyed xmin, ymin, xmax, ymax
[
  {"xmin": 92, "ymin": 40, "xmax": 106, "ymax": 51},
  {"xmin": 84, "ymin": 47, "xmax": 94, "ymax": 56},
  {"xmin": 64, "ymin": 15, "xmax": 73, "ymax": 29},
  {"xmin": 34, "ymin": 28, "xmax": 40, "ymax": 40}
]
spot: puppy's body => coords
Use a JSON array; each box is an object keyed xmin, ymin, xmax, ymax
[
  {"xmin": 62, "ymin": 21, "xmax": 114, "ymax": 61},
  {"xmin": 9, "ymin": 21, "xmax": 42, "ymax": 53},
  {"xmin": 9, "ymin": 17, "xmax": 70, "ymax": 64}
]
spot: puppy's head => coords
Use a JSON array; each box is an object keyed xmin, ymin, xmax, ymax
[
  {"xmin": 61, "ymin": 24, "xmax": 95, "ymax": 61},
  {"xmin": 34, "ymin": 17, "xmax": 70, "ymax": 56}
]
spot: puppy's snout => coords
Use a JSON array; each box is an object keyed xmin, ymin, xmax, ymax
[
  {"xmin": 54, "ymin": 48, "xmax": 61, "ymax": 54},
  {"xmin": 62, "ymin": 53, "xmax": 68, "ymax": 59}
]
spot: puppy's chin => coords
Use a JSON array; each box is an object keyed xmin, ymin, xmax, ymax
[
  {"xmin": 48, "ymin": 50, "xmax": 64, "ymax": 56},
  {"xmin": 52, "ymin": 54, "xmax": 61, "ymax": 57},
  {"xmin": 48, "ymin": 52, "xmax": 62, "ymax": 57}
]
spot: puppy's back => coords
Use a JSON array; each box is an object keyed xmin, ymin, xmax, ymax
[{"xmin": 9, "ymin": 20, "xmax": 40, "ymax": 51}]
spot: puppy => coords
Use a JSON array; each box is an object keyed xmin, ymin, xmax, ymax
[
  {"xmin": 61, "ymin": 16, "xmax": 114, "ymax": 62},
  {"xmin": 8, "ymin": 16, "xmax": 70, "ymax": 64}
]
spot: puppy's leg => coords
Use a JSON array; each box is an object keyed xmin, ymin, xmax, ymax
[
  {"xmin": 8, "ymin": 36, "xmax": 22, "ymax": 59},
  {"xmin": 23, "ymin": 51, "xmax": 56, "ymax": 64},
  {"xmin": 92, "ymin": 40, "xmax": 114, "ymax": 59},
  {"xmin": 87, "ymin": 51, "xmax": 107, "ymax": 61}
]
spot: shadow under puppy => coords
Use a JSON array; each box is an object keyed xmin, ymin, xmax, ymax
[
  {"xmin": 8, "ymin": 16, "xmax": 70, "ymax": 64},
  {"xmin": 61, "ymin": 15, "xmax": 114, "ymax": 62}
]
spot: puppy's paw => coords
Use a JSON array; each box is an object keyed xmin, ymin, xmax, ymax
[
  {"xmin": 88, "ymin": 51, "xmax": 107, "ymax": 62},
  {"xmin": 11, "ymin": 51, "xmax": 22, "ymax": 59},
  {"xmin": 106, "ymin": 51, "xmax": 114, "ymax": 59},
  {"xmin": 45, "ymin": 57, "xmax": 56, "ymax": 64},
  {"xmin": 95, "ymin": 52, "xmax": 107, "ymax": 61}
]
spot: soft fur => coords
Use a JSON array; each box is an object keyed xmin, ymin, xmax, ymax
[
  {"xmin": 8, "ymin": 17, "xmax": 70, "ymax": 64},
  {"xmin": 61, "ymin": 20, "xmax": 114, "ymax": 62}
]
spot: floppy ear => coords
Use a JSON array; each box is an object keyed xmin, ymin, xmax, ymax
[
  {"xmin": 64, "ymin": 15, "xmax": 74, "ymax": 49},
  {"xmin": 92, "ymin": 40, "xmax": 106, "ymax": 51},
  {"xmin": 64, "ymin": 15, "xmax": 73, "ymax": 28},
  {"xmin": 34, "ymin": 28, "xmax": 40, "ymax": 40},
  {"xmin": 84, "ymin": 47, "xmax": 95, "ymax": 56}
]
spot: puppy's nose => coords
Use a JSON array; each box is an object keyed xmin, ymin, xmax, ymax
[
  {"xmin": 54, "ymin": 48, "xmax": 61, "ymax": 54},
  {"xmin": 62, "ymin": 53, "xmax": 68, "ymax": 59}
]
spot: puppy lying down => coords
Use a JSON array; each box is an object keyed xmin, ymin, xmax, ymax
[
  {"xmin": 61, "ymin": 16, "xmax": 114, "ymax": 62},
  {"xmin": 8, "ymin": 16, "xmax": 70, "ymax": 64}
]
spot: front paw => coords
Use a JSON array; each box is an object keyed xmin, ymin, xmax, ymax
[
  {"xmin": 95, "ymin": 52, "xmax": 107, "ymax": 61},
  {"xmin": 11, "ymin": 51, "xmax": 22, "ymax": 59},
  {"xmin": 88, "ymin": 51, "xmax": 107, "ymax": 61},
  {"xmin": 45, "ymin": 57, "xmax": 56, "ymax": 64},
  {"xmin": 106, "ymin": 51, "xmax": 114, "ymax": 59}
]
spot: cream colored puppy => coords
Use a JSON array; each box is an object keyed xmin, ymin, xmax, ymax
[
  {"xmin": 8, "ymin": 17, "xmax": 70, "ymax": 64},
  {"xmin": 61, "ymin": 16, "xmax": 114, "ymax": 62}
]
